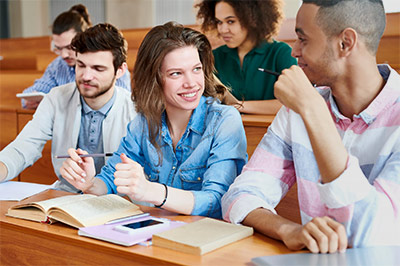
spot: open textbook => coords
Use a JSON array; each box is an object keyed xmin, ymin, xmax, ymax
[{"xmin": 7, "ymin": 194, "xmax": 143, "ymax": 228}]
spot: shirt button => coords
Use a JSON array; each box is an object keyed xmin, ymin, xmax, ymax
[
  {"xmin": 172, "ymin": 166, "xmax": 176, "ymax": 170},
  {"xmin": 197, "ymin": 177, "xmax": 201, "ymax": 181}
]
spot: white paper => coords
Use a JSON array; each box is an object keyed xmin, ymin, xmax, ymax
[
  {"xmin": 16, "ymin": 92, "xmax": 46, "ymax": 101},
  {"xmin": 0, "ymin": 181, "xmax": 52, "ymax": 201}
]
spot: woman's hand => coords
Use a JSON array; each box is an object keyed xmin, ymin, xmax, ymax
[
  {"xmin": 114, "ymin": 153, "xmax": 152, "ymax": 201},
  {"xmin": 59, "ymin": 148, "xmax": 96, "ymax": 192}
]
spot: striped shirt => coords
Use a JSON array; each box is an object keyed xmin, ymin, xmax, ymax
[
  {"xmin": 222, "ymin": 64, "xmax": 400, "ymax": 247},
  {"xmin": 22, "ymin": 56, "xmax": 131, "ymax": 102}
]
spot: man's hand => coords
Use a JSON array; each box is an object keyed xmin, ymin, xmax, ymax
[
  {"xmin": 59, "ymin": 148, "xmax": 96, "ymax": 192},
  {"xmin": 0, "ymin": 162, "xmax": 8, "ymax": 182},
  {"xmin": 282, "ymin": 216, "xmax": 348, "ymax": 253},
  {"xmin": 274, "ymin": 65, "xmax": 322, "ymax": 115},
  {"xmin": 24, "ymin": 99, "xmax": 41, "ymax": 110},
  {"xmin": 114, "ymin": 153, "xmax": 151, "ymax": 201}
]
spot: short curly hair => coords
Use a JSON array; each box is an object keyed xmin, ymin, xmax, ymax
[{"xmin": 196, "ymin": 0, "xmax": 284, "ymax": 45}]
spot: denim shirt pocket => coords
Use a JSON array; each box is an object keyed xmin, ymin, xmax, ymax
[
  {"xmin": 179, "ymin": 165, "xmax": 206, "ymax": 190},
  {"xmin": 144, "ymin": 163, "xmax": 160, "ymax": 182}
]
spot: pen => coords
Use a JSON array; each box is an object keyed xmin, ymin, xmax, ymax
[
  {"xmin": 105, "ymin": 213, "xmax": 151, "ymax": 225},
  {"xmin": 258, "ymin": 68, "xmax": 280, "ymax": 76},
  {"xmin": 54, "ymin": 153, "xmax": 114, "ymax": 159}
]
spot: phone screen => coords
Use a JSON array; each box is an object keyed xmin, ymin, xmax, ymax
[{"xmin": 121, "ymin": 219, "xmax": 163, "ymax": 230}]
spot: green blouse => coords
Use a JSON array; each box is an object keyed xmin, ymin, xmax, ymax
[{"xmin": 213, "ymin": 40, "xmax": 297, "ymax": 101}]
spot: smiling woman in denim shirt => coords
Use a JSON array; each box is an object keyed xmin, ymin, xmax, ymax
[{"xmin": 60, "ymin": 21, "xmax": 247, "ymax": 218}]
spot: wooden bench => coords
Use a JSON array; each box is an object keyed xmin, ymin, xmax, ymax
[
  {"xmin": 0, "ymin": 35, "xmax": 51, "ymax": 71},
  {"xmin": 0, "ymin": 70, "xmax": 43, "ymax": 108},
  {"xmin": 0, "ymin": 107, "xmax": 57, "ymax": 185},
  {"xmin": 376, "ymin": 12, "xmax": 400, "ymax": 72}
]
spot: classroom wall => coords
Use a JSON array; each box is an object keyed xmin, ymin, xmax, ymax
[
  {"xmin": 8, "ymin": 0, "xmax": 49, "ymax": 38},
  {"xmin": 6, "ymin": 0, "xmax": 399, "ymax": 38},
  {"xmin": 7, "ymin": 0, "xmax": 302, "ymax": 38}
]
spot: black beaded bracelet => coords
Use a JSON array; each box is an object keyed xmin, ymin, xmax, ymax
[{"xmin": 154, "ymin": 183, "xmax": 168, "ymax": 208}]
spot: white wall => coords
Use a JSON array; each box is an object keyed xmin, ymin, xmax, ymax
[
  {"xmin": 8, "ymin": 0, "xmax": 396, "ymax": 38},
  {"xmin": 9, "ymin": 0, "xmax": 49, "ymax": 38},
  {"xmin": 106, "ymin": 0, "xmax": 154, "ymax": 29}
]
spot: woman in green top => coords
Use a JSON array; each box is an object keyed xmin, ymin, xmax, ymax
[{"xmin": 196, "ymin": 0, "xmax": 297, "ymax": 114}]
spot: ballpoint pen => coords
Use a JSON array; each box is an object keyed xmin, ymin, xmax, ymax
[
  {"xmin": 54, "ymin": 153, "xmax": 114, "ymax": 159},
  {"xmin": 258, "ymin": 68, "xmax": 280, "ymax": 76}
]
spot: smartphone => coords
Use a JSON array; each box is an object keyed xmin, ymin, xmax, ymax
[{"xmin": 113, "ymin": 217, "xmax": 168, "ymax": 234}]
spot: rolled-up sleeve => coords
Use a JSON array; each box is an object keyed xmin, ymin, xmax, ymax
[{"xmin": 192, "ymin": 108, "xmax": 247, "ymax": 218}]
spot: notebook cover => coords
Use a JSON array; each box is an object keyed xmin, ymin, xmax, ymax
[{"xmin": 78, "ymin": 215, "xmax": 186, "ymax": 246}]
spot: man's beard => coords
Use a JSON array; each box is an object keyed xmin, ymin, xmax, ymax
[{"xmin": 77, "ymin": 75, "xmax": 116, "ymax": 99}]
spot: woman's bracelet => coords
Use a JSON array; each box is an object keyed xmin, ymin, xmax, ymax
[{"xmin": 154, "ymin": 183, "xmax": 168, "ymax": 208}]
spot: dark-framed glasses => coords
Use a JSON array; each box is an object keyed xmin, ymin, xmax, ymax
[{"xmin": 51, "ymin": 41, "xmax": 73, "ymax": 55}]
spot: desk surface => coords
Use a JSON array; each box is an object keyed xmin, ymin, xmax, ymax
[
  {"xmin": 0, "ymin": 190, "xmax": 299, "ymax": 265},
  {"xmin": 241, "ymin": 114, "xmax": 275, "ymax": 127}
]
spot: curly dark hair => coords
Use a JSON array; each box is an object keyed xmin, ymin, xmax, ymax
[{"xmin": 196, "ymin": 0, "xmax": 284, "ymax": 45}]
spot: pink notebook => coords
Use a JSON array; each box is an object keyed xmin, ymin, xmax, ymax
[{"xmin": 78, "ymin": 215, "xmax": 186, "ymax": 246}]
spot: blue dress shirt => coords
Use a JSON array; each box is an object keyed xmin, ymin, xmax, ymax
[{"xmin": 77, "ymin": 90, "xmax": 116, "ymax": 174}]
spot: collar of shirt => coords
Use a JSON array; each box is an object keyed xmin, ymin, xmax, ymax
[
  {"xmin": 80, "ymin": 89, "xmax": 117, "ymax": 116},
  {"xmin": 161, "ymin": 96, "xmax": 210, "ymax": 143},
  {"xmin": 321, "ymin": 64, "xmax": 399, "ymax": 125},
  {"xmin": 56, "ymin": 55, "xmax": 76, "ymax": 73},
  {"xmin": 219, "ymin": 39, "xmax": 274, "ymax": 57}
]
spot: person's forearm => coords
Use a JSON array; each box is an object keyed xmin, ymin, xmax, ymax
[
  {"xmin": 0, "ymin": 162, "xmax": 8, "ymax": 182},
  {"xmin": 300, "ymin": 98, "xmax": 348, "ymax": 183},
  {"xmin": 83, "ymin": 178, "xmax": 108, "ymax": 195},
  {"xmin": 239, "ymin": 99, "xmax": 282, "ymax": 115},
  {"xmin": 242, "ymin": 207, "xmax": 300, "ymax": 242},
  {"xmin": 145, "ymin": 183, "xmax": 194, "ymax": 215}
]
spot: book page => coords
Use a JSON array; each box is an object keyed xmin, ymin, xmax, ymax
[
  {"xmin": 7, "ymin": 194, "xmax": 95, "ymax": 223},
  {"xmin": 49, "ymin": 194, "xmax": 142, "ymax": 227},
  {"xmin": 9, "ymin": 194, "xmax": 94, "ymax": 213},
  {"xmin": 30, "ymin": 194, "xmax": 95, "ymax": 212}
]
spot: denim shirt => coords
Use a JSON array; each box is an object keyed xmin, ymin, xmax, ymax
[{"xmin": 97, "ymin": 96, "xmax": 247, "ymax": 218}]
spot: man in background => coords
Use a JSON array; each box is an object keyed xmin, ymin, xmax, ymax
[
  {"xmin": 22, "ymin": 4, "xmax": 131, "ymax": 109},
  {"xmin": 0, "ymin": 23, "xmax": 136, "ymax": 192}
]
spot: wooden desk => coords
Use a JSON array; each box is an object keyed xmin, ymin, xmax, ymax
[
  {"xmin": 241, "ymin": 114, "xmax": 301, "ymax": 224},
  {"xmin": 0, "ymin": 190, "xmax": 300, "ymax": 265},
  {"xmin": 241, "ymin": 114, "xmax": 275, "ymax": 157}
]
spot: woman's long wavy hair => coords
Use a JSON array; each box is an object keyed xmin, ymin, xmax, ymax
[{"xmin": 132, "ymin": 21, "xmax": 227, "ymax": 160}]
